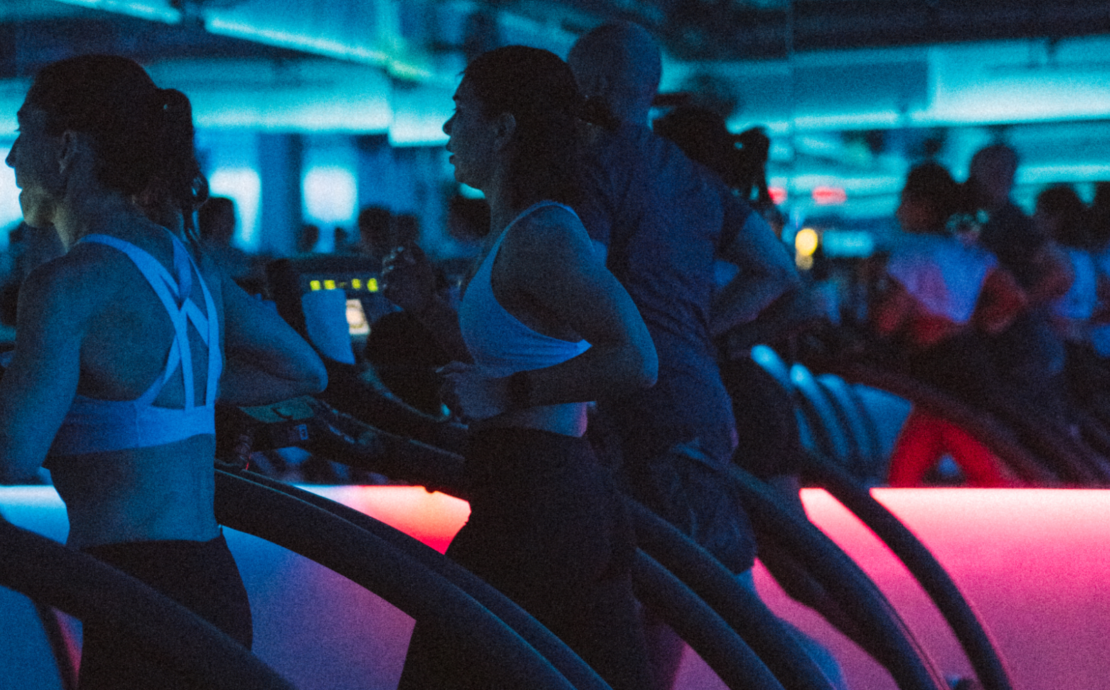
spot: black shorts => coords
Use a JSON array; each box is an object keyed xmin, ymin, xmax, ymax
[
  {"xmin": 79, "ymin": 533, "xmax": 252, "ymax": 690},
  {"xmin": 398, "ymin": 427, "xmax": 653, "ymax": 690}
]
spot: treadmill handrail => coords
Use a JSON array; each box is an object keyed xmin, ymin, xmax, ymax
[
  {"xmin": 213, "ymin": 470, "xmax": 589, "ymax": 690},
  {"xmin": 220, "ymin": 469, "xmax": 784, "ymax": 690},
  {"xmin": 0, "ymin": 518, "xmax": 294, "ymax": 690},
  {"xmin": 804, "ymin": 455, "xmax": 1015, "ymax": 690},
  {"xmin": 220, "ymin": 393, "xmax": 951, "ymax": 689},
  {"xmin": 220, "ymin": 454, "xmax": 808, "ymax": 688},
  {"xmin": 632, "ymin": 550, "xmax": 787, "ymax": 690},
  {"xmin": 726, "ymin": 465, "xmax": 951, "ymax": 690},
  {"xmin": 242, "ymin": 399, "xmax": 915, "ymax": 690},
  {"xmin": 219, "ymin": 469, "xmax": 611, "ymax": 690},
  {"xmin": 624, "ymin": 498, "xmax": 837, "ymax": 690}
]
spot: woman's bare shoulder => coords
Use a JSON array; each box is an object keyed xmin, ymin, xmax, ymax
[
  {"xmin": 512, "ymin": 203, "xmax": 591, "ymax": 252},
  {"xmin": 24, "ymin": 248, "xmax": 111, "ymax": 297},
  {"xmin": 501, "ymin": 204, "xmax": 606, "ymax": 302},
  {"xmin": 14, "ymin": 250, "xmax": 115, "ymax": 338},
  {"xmin": 523, "ymin": 202, "xmax": 584, "ymax": 229},
  {"xmin": 25, "ymin": 237, "xmax": 183, "ymax": 326},
  {"xmin": 61, "ymin": 242, "xmax": 143, "ymax": 294}
]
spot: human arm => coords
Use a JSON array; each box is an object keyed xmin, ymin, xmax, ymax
[
  {"xmin": 380, "ymin": 245, "xmax": 472, "ymax": 363},
  {"xmin": 972, "ymin": 266, "xmax": 1028, "ymax": 334},
  {"xmin": 869, "ymin": 279, "xmax": 915, "ymax": 339},
  {"xmin": 443, "ymin": 207, "xmax": 657, "ymax": 422},
  {"xmin": 217, "ymin": 272, "xmax": 328, "ymax": 407},
  {"xmin": 1025, "ymin": 242, "xmax": 1073, "ymax": 307},
  {"xmin": 0, "ymin": 263, "xmax": 83, "ymax": 483},
  {"xmin": 711, "ymin": 209, "xmax": 801, "ymax": 338}
]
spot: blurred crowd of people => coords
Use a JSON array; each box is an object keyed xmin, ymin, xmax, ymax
[{"xmin": 868, "ymin": 144, "xmax": 1110, "ymax": 486}]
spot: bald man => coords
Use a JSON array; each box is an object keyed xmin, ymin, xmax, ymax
[
  {"xmin": 570, "ymin": 22, "xmax": 818, "ymax": 689},
  {"xmin": 571, "ymin": 18, "xmax": 792, "ymax": 578}
]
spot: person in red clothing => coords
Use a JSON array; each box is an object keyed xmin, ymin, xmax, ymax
[{"xmin": 873, "ymin": 162, "xmax": 1028, "ymax": 486}]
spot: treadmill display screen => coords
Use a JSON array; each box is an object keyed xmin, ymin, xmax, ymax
[
  {"xmin": 308, "ymin": 277, "xmax": 379, "ymax": 293},
  {"xmin": 345, "ymin": 298, "xmax": 370, "ymax": 336}
]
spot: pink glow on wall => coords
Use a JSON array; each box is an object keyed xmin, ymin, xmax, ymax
[
  {"xmin": 306, "ymin": 485, "xmax": 469, "ymax": 554},
  {"xmin": 3, "ymin": 486, "xmax": 1107, "ymax": 689},
  {"xmin": 301, "ymin": 486, "xmax": 1110, "ymax": 690},
  {"xmin": 757, "ymin": 488, "xmax": 1110, "ymax": 690},
  {"xmin": 311, "ymin": 486, "xmax": 1110, "ymax": 690}
]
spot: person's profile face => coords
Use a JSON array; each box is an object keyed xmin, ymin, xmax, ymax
[
  {"xmin": 6, "ymin": 103, "xmax": 64, "ymax": 230},
  {"xmin": 443, "ymin": 80, "xmax": 497, "ymax": 192}
]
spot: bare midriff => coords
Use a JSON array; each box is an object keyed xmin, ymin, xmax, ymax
[{"xmin": 47, "ymin": 434, "xmax": 220, "ymax": 549}]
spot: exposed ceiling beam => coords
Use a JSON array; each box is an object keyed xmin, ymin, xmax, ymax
[{"xmin": 476, "ymin": 0, "xmax": 1110, "ymax": 60}]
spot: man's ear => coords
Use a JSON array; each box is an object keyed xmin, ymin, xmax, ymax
[
  {"xmin": 578, "ymin": 72, "xmax": 610, "ymax": 102},
  {"xmin": 593, "ymin": 74, "xmax": 612, "ymax": 100},
  {"xmin": 493, "ymin": 112, "xmax": 517, "ymax": 151},
  {"xmin": 56, "ymin": 130, "xmax": 83, "ymax": 175}
]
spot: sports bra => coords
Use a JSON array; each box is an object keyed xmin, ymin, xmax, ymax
[
  {"xmin": 50, "ymin": 230, "xmax": 222, "ymax": 456},
  {"xmin": 458, "ymin": 201, "xmax": 591, "ymax": 377}
]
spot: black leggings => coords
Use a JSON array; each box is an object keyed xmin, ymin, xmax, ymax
[
  {"xmin": 79, "ymin": 533, "xmax": 252, "ymax": 690},
  {"xmin": 398, "ymin": 427, "xmax": 654, "ymax": 690}
]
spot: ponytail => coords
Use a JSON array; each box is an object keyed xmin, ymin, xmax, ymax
[
  {"xmin": 27, "ymin": 55, "xmax": 208, "ymax": 245},
  {"xmin": 146, "ymin": 88, "xmax": 208, "ymax": 245}
]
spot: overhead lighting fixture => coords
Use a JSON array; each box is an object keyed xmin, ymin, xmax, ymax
[
  {"xmin": 204, "ymin": 18, "xmax": 434, "ymax": 82},
  {"xmin": 812, "ymin": 186, "xmax": 847, "ymax": 205},
  {"xmin": 51, "ymin": 0, "xmax": 181, "ymax": 23}
]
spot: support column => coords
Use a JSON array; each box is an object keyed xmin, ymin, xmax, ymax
[{"xmin": 258, "ymin": 133, "xmax": 304, "ymax": 257}]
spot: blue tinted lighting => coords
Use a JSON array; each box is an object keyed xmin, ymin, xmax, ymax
[
  {"xmin": 208, "ymin": 168, "xmax": 261, "ymax": 251},
  {"xmin": 303, "ymin": 166, "xmax": 357, "ymax": 228},
  {"xmin": 0, "ymin": 151, "xmax": 20, "ymax": 247},
  {"xmin": 52, "ymin": 0, "xmax": 180, "ymax": 23}
]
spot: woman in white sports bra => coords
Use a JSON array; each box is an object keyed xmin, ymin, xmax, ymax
[
  {"xmin": 0, "ymin": 55, "xmax": 326, "ymax": 688},
  {"xmin": 386, "ymin": 46, "xmax": 658, "ymax": 690}
]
